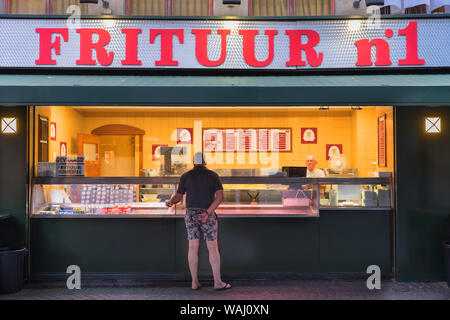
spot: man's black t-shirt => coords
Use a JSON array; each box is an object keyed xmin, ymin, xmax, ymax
[{"xmin": 176, "ymin": 166, "xmax": 223, "ymax": 209}]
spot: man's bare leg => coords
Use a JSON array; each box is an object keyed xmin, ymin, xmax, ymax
[
  {"xmin": 206, "ymin": 239, "xmax": 227, "ymax": 288},
  {"xmin": 188, "ymin": 239, "xmax": 201, "ymax": 289}
]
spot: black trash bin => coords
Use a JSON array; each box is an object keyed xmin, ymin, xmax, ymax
[
  {"xmin": 444, "ymin": 215, "xmax": 450, "ymax": 287},
  {"xmin": 444, "ymin": 242, "xmax": 450, "ymax": 287},
  {"xmin": 0, "ymin": 247, "xmax": 28, "ymax": 294}
]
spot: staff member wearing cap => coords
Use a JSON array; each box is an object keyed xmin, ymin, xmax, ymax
[{"xmin": 165, "ymin": 152, "xmax": 231, "ymax": 291}]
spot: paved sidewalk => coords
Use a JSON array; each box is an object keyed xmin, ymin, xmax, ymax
[{"xmin": 1, "ymin": 279, "xmax": 449, "ymax": 300}]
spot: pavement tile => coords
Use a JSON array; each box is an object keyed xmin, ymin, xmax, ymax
[{"xmin": 0, "ymin": 279, "xmax": 449, "ymax": 300}]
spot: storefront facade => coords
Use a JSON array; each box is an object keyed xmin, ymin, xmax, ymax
[{"xmin": 0, "ymin": 10, "xmax": 449, "ymax": 282}]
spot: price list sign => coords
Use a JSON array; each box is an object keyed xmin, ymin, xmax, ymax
[{"xmin": 203, "ymin": 128, "xmax": 291, "ymax": 152}]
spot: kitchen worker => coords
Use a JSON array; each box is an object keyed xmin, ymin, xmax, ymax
[
  {"xmin": 165, "ymin": 152, "xmax": 231, "ymax": 291},
  {"xmin": 306, "ymin": 155, "xmax": 325, "ymax": 178}
]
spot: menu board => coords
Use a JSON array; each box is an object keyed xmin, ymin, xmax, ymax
[
  {"xmin": 270, "ymin": 129, "xmax": 289, "ymax": 151},
  {"xmin": 223, "ymin": 129, "xmax": 236, "ymax": 151},
  {"xmin": 237, "ymin": 129, "xmax": 258, "ymax": 151},
  {"xmin": 203, "ymin": 128, "xmax": 291, "ymax": 152},
  {"xmin": 258, "ymin": 129, "xmax": 269, "ymax": 151},
  {"xmin": 204, "ymin": 129, "xmax": 223, "ymax": 151}
]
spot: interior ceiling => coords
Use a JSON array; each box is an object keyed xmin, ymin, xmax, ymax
[{"xmin": 67, "ymin": 106, "xmax": 377, "ymax": 114}]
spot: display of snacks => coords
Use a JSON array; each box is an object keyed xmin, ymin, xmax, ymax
[
  {"xmin": 71, "ymin": 184, "xmax": 137, "ymax": 204},
  {"xmin": 39, "ymin": 203, "xmax": 134, "ymax": 215}
]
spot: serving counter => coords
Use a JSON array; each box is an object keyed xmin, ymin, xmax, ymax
[
  {"xmin": 31, "ymin": 176, "xmax": 391, "ymax": 218},
  {"xmin": 29, "ymin": 176, "xmax": 393, "ymax": 280}
]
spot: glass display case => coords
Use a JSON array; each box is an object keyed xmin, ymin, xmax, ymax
[
  {"xmin": 31, "ymin": 182, "xmax": 178, "ymax": 217},
  {"xmin": 319, "ymin": 183, "xmax": 392, "ymax": 208},
  {"xmin": 30, "ymin": 177, "xmax": 392, "ymax": 218},
  {"xmin": 30, "ymin": 177, "xmax": 321, "ymax": 217}
]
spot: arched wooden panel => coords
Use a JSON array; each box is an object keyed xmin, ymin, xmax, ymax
[{"xmin": 91, "ymin": 124, "xmax": 145, "ymax": 136}]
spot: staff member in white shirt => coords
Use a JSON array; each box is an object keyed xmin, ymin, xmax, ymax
[{"xmin": 306, "ymin": 155, "xmax": 325, "ymax": 178}]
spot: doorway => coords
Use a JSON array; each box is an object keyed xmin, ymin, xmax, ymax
[
  {"xmin": 100, "ymin": 135, "xmax": 135, "ymax": 177},
  {"xmin": 91, "ymin": 124, "xmax": 145, "ymax": 177}
]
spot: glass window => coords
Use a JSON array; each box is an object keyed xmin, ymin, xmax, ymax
[
  {"xmin": 33, "ymin": 106, "xmax": 393, "ymax": 179},
  {"xmin": 319, "ymin": 183, "xmax": 391, "ymax": 208},
  {"xmin": 380, "ymin": 0, "xmax": 450, "ymax": 15},
  {"xmin": 251, "ymin": 0, "xmax": 289, "ymax": 16},
  {"xmin": 31, "ymin": 181, "xmax": 320, "ymax": 217},
  {"xmin": 31, "ymin": 106, "xmax": 393, "ymax": 217},
  {"xmin": 128, "ymin": 0, "xmax": 167, "ymax": 16},
  {"xmin": 405, "ymin": 4, "xmax": 428, "ymax": 13},
  {"xmin": 9, "ymin": 0, "xmax": 46, "ymax": 14},
  {"xmin": 219, "ymin": 182, "xmax": 319, "ymax": 216},
  {"xmin": 294, "ymin": 0, "xmax": 332, "ymax": 16},
  {"xmin": 251, "ymin": 0, "xmax": 332, "ymax": 16},
  {"xmin": 172, "ymin": 0, "xmax": 209, "ymax": 16},
  {"xmin": 32, "ymin": 183, "xmax": 178, "ymax": 216},
  {"xmin": 50, "ymin": 0, "xmax": 89, "ymax": 15},
  {"xmin": 127, "ymin": 0, "xmax": 210, "ymax": 16}
]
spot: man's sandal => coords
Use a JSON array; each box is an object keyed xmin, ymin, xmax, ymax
[{"xmin": 215, "ymin": 283, "xmax": 232, "ymax": 291}]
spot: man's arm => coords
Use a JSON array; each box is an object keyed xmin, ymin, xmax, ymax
[
  {"xmin": 165, "ymin": 192, "xmax": 183, "ymax": 207},
  {"xmin": 206, "ymin": 190, "xmax": 224, "ymax": 215},
  {"xmin": 166, "ymin": 175, "xmax": 186, "ymax": 207}
]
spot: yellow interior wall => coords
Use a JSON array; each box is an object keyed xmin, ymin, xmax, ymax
[
  {"xmin": 34, "ymin": 106, "xmax": 86, "ymax": 170},
  {"xmin": 35, "ymin": 107, "xmax": 394, "ymax": 177},
  {"xmin": 48, "ymin": 107, "xmax": 85, "ymax": 161},
  {"xmin": 81, "ymin": 109, "xmax": 355, "ymax": 172},
  {"xmin": 351, "ymin": 108, "xmax": 378, "ymax": 177},
  {"xmin": 350, "ymin": 107, "xmax": 395, "ymax": 177}
]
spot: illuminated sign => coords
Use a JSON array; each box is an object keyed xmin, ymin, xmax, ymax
[{"xmin": 0, "ymin": 18, "xmax": 448, "ymax": 70}]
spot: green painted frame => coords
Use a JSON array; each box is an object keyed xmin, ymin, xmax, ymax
[{"xmin": 0, "ymin": 74, "xmax": 449, "ymax": 106}]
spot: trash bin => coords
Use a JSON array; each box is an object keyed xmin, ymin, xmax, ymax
[
  {"xmin": 0, "ymin": 247, "xmax": 28, "ymax": 294},
  {"xmin": 444, "ymin": 215, "xmax": 450, "ymax": 287},
  {"xmin": 444, "ymin": 242, "xmax": 450, "ymax": 287}
]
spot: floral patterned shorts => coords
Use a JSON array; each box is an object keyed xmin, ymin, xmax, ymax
[{"xmin": 185, "ymin": 208, "xmax": 218, "ymax": 241}]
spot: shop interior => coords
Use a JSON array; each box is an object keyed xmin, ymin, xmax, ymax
[
  {"xmin": 33, "ymin": 106, "xmax": 394, "ymax": 177},
  {"xmin": 31, "ymin": 106, "xmax": 394, "ymax": 215}
]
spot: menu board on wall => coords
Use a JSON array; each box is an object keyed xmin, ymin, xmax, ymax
[
  {"xmin": 378, "ymin": 114, "xmax": 387, "ymax": 167},
  {"xmin": 204, "ymin": 129, "xmax": 222, "ymax": 151},
  {"xmin": 237, "ymin": 129, "xmax": 258, "ymax": 152},
  {"xmin": 223, "ymin": 129, "xmax": 236, "ymax": 151},
  {"xmin": 270, "ymin": 129, "xmax": 290, "ymax": 151},
  {"xmin": 258, "ymin": 129, "xmax": 269, "ymax": 151},
  {"xmin": 203, "ymin": 128, "xmax": 291, "ymax": 152}
]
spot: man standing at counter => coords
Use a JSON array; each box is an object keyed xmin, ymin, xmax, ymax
[
  {"xmin": 165, "ymin": 152, "xmax": 231, "ymax": 291},
  {"xmin": 306, "ymin": 155, "xmax": 325, "ymax": 178}
]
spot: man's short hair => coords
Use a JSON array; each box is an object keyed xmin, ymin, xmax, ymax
[{"xmin": 193, "ymin": 152, "xmax": 206, "ymax": 165}]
